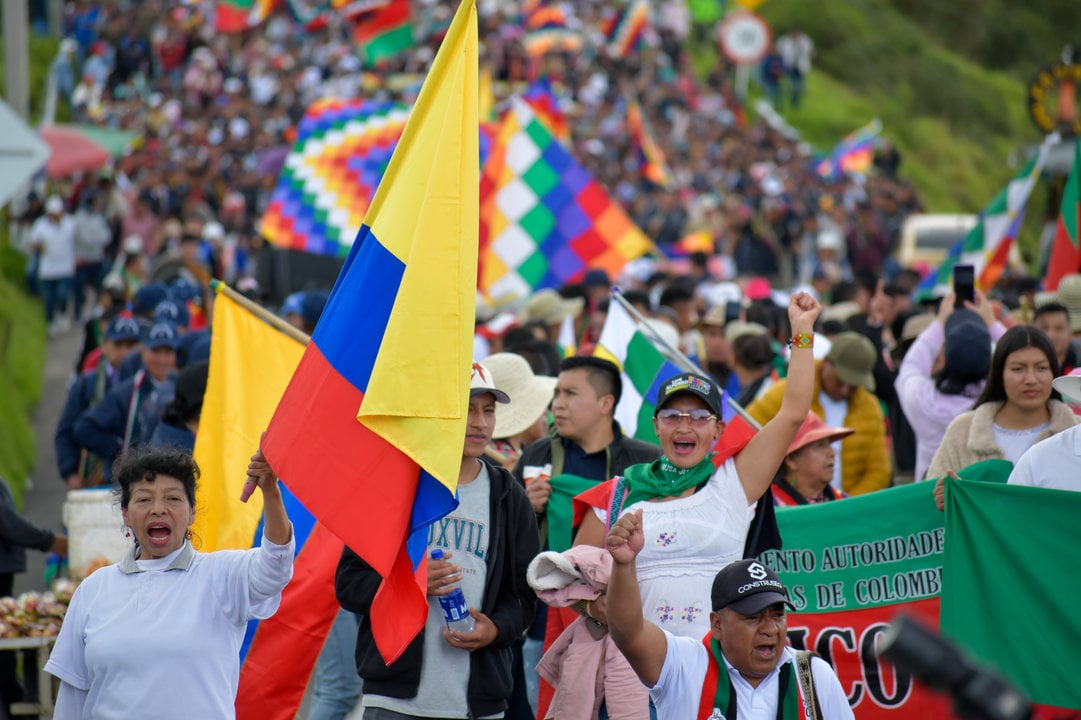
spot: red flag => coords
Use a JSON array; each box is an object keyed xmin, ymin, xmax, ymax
[{"xmin": 1046, "ymin": 138, "xmax": 1081, "ymax": 291}]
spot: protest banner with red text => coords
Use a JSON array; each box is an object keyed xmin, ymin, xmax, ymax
[{"xmin": 763, "ymin": 482, "xmax": 950, "ymax": 718}]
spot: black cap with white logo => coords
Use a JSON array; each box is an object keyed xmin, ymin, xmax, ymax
[
  {"xmin": 711, "ymin": 559, "xmax": 795, "ymax": 614},
  {"xmin": 655, "ymin": 372, "xmax": 723, "ymax": 417}
]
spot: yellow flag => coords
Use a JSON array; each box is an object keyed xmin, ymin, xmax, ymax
[
  {"xmin": 192, "ymin": 290, "xmax": 305, "ymax": 551},
  {"xmin": 355, "ymin": 0, "xmax": 479, "ymax": 496}
]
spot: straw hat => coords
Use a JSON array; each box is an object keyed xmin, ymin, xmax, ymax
[
  {"xmin": 786, "ymin": 412, "xmax": 854, "ymax": 456},
  {"xmin": 521, "ymin": 289, "xmax": 585, "ymax": 325},
  {"xmin": 481, "ymin": 353, "xmax": 557, "ymax": 438},
  {"xmin": 724, "ymin": 320, "xmax": 767, "ymax": 342},
  {"xmin": 1055, "ymin": 274, "xmax": 1081, "ymax": 333}
]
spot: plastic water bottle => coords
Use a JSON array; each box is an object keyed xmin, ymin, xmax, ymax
[{"xmin": 430, "ymin": 548, "xmax": 475, "ymax": 633}]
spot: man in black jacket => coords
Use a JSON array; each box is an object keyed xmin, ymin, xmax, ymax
[
  {"xmin": 0, "ymin": 477, "xmax": 67, "ymax": 716},
  {"xmin": 335, "ymin": 362, "xmax": 539, "ymax": 719}
]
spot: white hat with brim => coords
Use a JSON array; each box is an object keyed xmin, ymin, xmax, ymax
[
  {"xmin": 1052, "ymin": 368, "xmax": 1081, "ymax": 404},
  {"xmin": 482, "ymin": 352, "xmax": 557, "ymax": 438}
]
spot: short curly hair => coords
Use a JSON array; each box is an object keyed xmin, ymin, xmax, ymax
[{"xmin": 114, "ymin": 446, "xmax": 199, "ymax": 510}]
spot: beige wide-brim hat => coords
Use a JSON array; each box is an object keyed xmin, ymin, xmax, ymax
[
  {"xmin": 482, "ymin": 352, "xmax": 557, "ymax": 438},
  {"xmin": 1056, "ymin": 274, "xmax": 1081, "ymax": 333},
  {"xmin": 521, "ymin": 289, "xmax": 585, "ymax": 325}
]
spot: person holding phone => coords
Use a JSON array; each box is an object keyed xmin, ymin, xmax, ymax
[
  {"xmin": 930, "ymin": 325, "xmax": 1080, "ymax": 508},
  {"xmin": 896, "ymin": 291, "xmax": 1006, "ymax": 481}
]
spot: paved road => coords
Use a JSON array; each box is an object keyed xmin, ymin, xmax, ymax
[{"xmin": 16, "ymin": 326, "xmax": 81, "ymax": 596}]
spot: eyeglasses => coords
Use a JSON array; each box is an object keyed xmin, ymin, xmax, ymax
[{"xmin": 656, "ymin": 408, "xmax": 717, "ymax": 427}]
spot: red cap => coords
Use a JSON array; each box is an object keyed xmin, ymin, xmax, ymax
[
  {"xmin": 786, "ymin": 412, "xmax": 854, "ymax": 456},
  {"xmin": 745, "ymin": 277, "xmax": 772, "ymax": 301}
]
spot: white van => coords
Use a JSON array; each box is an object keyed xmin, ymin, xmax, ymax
[{"xmin": 896, "ymin": 214, "xmax": 976, "ymax": 268}]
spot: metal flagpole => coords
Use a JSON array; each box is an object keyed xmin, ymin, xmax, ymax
[{"xmin": 609, "ymin": 288, "xmax": 763, "ymax": 430}]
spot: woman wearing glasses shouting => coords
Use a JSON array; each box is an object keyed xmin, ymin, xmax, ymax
[{"xmin": 568, "ymin": 291, "xmax": 821, "ymax": 645}]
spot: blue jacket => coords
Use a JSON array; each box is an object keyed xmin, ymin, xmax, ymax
[
  {"xmin": 74, "ymin": 372, "xmax": 175, "ymax": 479},
  {"xmin": 148, "ymin": 422, "xmax": 195, "ymax": 454},
  {"xmin": 55, "ymin": 361, "xmax": 117, "ymax": 479}
]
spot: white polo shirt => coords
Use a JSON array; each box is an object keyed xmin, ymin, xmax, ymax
[
  {"xmin": 1008, "ymin": 424, "xmax": 1081, "ymax": 491},
  {"xmin": 46, "ymin": 530, "xmax": 294, "ymax": 719},
  {"xmin": 650, "ymin": 630, "xmax": 855, "ymax": 720}
]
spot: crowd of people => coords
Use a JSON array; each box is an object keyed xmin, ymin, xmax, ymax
[{"xmin": 9, "ymin": 1, "xmax": 1080, "ymax": 720}]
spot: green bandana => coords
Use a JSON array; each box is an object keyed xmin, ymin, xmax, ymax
[{"xmin": 622, "ymin": 454, "xmax": 716, "ymax": 508}]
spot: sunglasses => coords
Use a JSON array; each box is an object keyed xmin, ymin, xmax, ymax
[{"xmin": 656, "ymin": 408, "xmax": 717, "ymax": 427}]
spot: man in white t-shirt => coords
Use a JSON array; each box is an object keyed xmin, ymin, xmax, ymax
[
  {"xmin": 30, "ymin": 195, "xmax": 77, "ymax": 334},
  {"xmin": 1008, "ymin": 369, "xmax": 1081, "ymax": 491},
  {"xmin": 606, "ymin": 510, "xmax": 854, "ymax": 720}
]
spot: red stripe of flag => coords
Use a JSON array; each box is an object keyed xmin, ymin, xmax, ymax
[
  {"xmin": 1047, "ymin": 138, "xmax": 1081, "ymax": 291},
  {"xmin": 236, "ymin": 523, "xmax": 342, "ymax": 720}
]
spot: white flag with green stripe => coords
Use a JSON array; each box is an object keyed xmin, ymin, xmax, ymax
[{"xmin": 593, "ymin": 300, "xmax": 683, "ymax": 443}]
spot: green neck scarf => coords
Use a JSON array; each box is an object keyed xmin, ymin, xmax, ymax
[
  {"xmin": 622, "ymin": 454, "xmax": 716, "ymax": 508},
  {"xmin": 700, "ymin": 636, "xmax": 799, "ymax": 720}
]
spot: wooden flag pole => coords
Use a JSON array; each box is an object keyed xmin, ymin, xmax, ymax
[
  {"xmin": 210, "ymin": 280, "xmax": 311, "ymax": 347},
  {"xmin": 610, "ymin": 288, "xmax": 762, "ymax": 430}
]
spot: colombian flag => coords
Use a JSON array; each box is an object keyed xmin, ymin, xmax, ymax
[{"xmin": 263, "ymin": 0, "xmax": 479, "ymax": 664}]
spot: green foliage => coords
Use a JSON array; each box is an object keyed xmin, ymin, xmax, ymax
[
  {"xmin": 0, "ymin": 34, "xmax": 57, "ymax": 501},
  {"xmin": 746, "ymin": 0, "xmax": 1072, "ymax": 267},
  {"xmin": 0, "ymin": 238, "xmax": 45, "ymax": 504}
]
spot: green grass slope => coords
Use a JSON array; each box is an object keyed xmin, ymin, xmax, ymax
[
  {"xmin": 0, "ymin": 35, "xmax": 58, "ymax": 500},
  {"xmin": 756, "ymin": 0, "xmax": 1076, "ymax": 262}
]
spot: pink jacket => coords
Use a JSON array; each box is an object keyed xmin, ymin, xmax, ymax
[{"xmin": 528, "ymin": 546, "xmax": 649, "ymax": 720}]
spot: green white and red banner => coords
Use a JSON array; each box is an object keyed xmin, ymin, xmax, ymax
[
  {"xmin": 765, "ymin": 471, "xmax": 1081, "ymax": 718},
  {"xmin": 764, "ymin": 481, "xmax": 949, "ymax": 718}
]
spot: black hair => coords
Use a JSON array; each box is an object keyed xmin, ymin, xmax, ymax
[
  {"xmin": 830, "ymin": 280, "xmax": 861, "ymax": 305},
  {"xmin": 658, "ymin": 284, "xmax": 694, "ymax": 308},
  {"xmin": 973, "ymin": 325, "xmax": 1060, "ymax": 408},
  {"xmin": 620, "ymin": 289, "xmax": 652, "ymax": 313},
  {"xmin": 114, "ymin": 446, "xmax": 199, "ymax": 510},
  {"xmin": 560, "ymin": 355, "xmax": 622, "ymax": 405},
  {"xmin": 745, "ymin": 301, "xmax": 781, "ymax": 337},
  {"xmin": 732, "ymin": 334, "xmax": 775, "ymax": 370},
  {"xmin": 1034, "ymin": 302, "xmax": 1070, "ymax": 323},
  {"xmin": 161, "ymin": 361, "xmax": 209, "ymax": 427},
  {"xmin": 503, "ymin": 338, "xmax": 561, "ymax": 377}
]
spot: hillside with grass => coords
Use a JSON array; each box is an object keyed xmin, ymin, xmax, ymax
[
  {"xmin": 753, "ymin": 0, "xmax": 1077, "ymax": 264},
  {"xmin": 0, "ymin": 35, "xmax": 58, "ymax": 497}
]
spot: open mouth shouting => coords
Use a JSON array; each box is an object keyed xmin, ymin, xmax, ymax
[{"xmin": 145, "ymin": 522, "xmax": 174, "ymax": 549}]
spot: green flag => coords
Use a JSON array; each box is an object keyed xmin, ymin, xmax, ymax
[{"xmin": 941, "ymin": 478, "xmax": 1081, "ymax": 709}]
